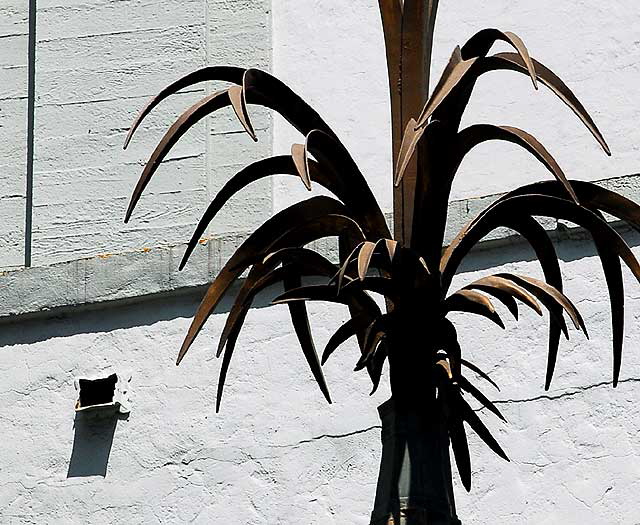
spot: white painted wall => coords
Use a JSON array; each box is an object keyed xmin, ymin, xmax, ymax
[
  {"xmin": 2, "ymin": 1, "xmax": 640, "ymax": 524},
  {"xmin": 3, "ymin": 237, "xmax": 640, "ymax": 523},
  {"xmin": 272, "ymin": 0, "xmax": 640, "ymax": 210}
]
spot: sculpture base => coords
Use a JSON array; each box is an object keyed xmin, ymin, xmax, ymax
[{"xmin": 370, "ymin": 399, "xmax": 461, "ymax": 525}]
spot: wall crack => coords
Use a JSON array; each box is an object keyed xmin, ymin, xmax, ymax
[
  {"xmin": 270, "ymin": 425, "xmax": 382, "ymax": 450},
  {"xmin": 493, "ymin": 377, "xmax": 640, "ymax": 406}
]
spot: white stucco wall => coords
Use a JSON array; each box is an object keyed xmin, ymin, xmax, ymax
[
  {"xmin": 2, "ymin": 0, "xmax": 640, "ymax": 524},
  {"xmin": 3, "ymin": 236, "xmax": 640, "ymax": 524},
  {"xmin": 271, "ymin": 0, "xmax": 640, "ymax": 210}
]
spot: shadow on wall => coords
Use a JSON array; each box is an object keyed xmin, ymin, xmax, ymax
[
  {"xmin": 67, "ymin": 412, "xmax": 129, "ymax": 478},
  {"xmin": 457, "ymin": 226, "xmax": 640, "ymax": 274},
  {"xmin": 1, "ymin": 229, "xmax": 639, "ymax": 348},
  {"xmin": 0, "ymin": 282, "xmax": 274, "ymax": 347}
]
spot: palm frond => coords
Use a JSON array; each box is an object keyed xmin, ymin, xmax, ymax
[
  {"xmin": 126, "ymin": 88, "xmax": 232, "ymax": 222},
  {"xmin": 125, "ymin": 68, "xmax": 350, "ymax": 223},
  {"xmin": 123, "ymin": 66, "xmax": 246, "ymax": 149},
  {"xmin": 445, "ymin": 290, "xmax": 505, "ymax": 329},
  {"xmin": 497, "ymin": 273, "xmax": 586, "ymax": 335},
  {"xmin": 284, "ymin": 272, "xmax": 332, "ymax": 406},
  {"xmin": 460, "ymin": 359, "xmax": 500, "ymax": 391},
  {"xmin": 354, "ymin": 314, "xmax": 391, "ymax": 371},
  {"xmin": 453, "ymin": 194, "xmax": 640, "ymax": 286},
  {"xmin": 460, "ymin": 29, "xmax": 537, "ymax": 87},
  {"xmin": 458, "ymin": 376, "xmax": 506, "ymax": 422},
  {"xmin": 124, "ymin": 8, "xmax": 639, "ymax": 500},
  {"xmin": 415, "ymin": 52, "xmax": 610, "ymax": 156},
  {"xmin": 448, "ymin": 410, "xmax": 472, "ymax": 492},
  {"xmin": 454, "ymin": 125, "xmax": 578, "ymax": 203},
  {"xmin": 463, "ymin": 275, "xmax": 543, "ymax": 318},
  {"xmin": 217, "ymin": 249, "xmax": 337, "ymax": 358},
  {"xmin": 179, "ymin": 156, "xmax": 307, "ymax": 269},
  {"xmin": 321, "ymin": 315, "xmax": 371, "ymax": 365},
  {"xmin": 176, "ymin": 196, "xmax": 359, "ymax": 365},
  {"xmin": 457, "ymin": 394, "xmax": 509, "ymax": 462},
  {"xmin": 228, "ymin": 83, "xmax": 258, "ymax": 141}
]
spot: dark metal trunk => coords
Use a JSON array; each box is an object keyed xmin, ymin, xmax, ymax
[
  {"xmin": 373, "ymin": 3, "xmax": 459, "ymax": 523},
  {"xmin": 370, "ymin": 399, "xmax": 460, "ymax": 525}
]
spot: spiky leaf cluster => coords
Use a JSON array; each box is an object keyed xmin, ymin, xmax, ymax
[{"xmin": 124, "ymin": 23, "xmax": 640, "ymax": 491}]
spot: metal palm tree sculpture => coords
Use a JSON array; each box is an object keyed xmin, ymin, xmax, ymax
[{"xmin": 124, "ymin": 1, "xmax": 639, "ymax": 523}]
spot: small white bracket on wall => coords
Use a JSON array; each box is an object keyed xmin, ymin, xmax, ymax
[{"xmin": 74, "ymin": 371, "xmax": 132, "ymax": 417}]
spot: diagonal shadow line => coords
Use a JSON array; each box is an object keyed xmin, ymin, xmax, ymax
[
  {"xmin": 457, "ymin": 225, "xmax": 640, "ymax": 275},
  {"xmin": 0, "ymin": 282, "xmax": 276, "ymax": 347}
]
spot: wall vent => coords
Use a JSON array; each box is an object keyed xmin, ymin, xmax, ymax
[{"xmin": 74, "ymin": 372, "xmax": 131, "ymax": 416}]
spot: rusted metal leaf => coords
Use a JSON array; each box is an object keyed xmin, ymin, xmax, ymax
[
  {"xmin": 416, "ymin": 49, "xmax": 477, "ymax": 127},
  {"xmin": 477, "ymin": 53, "xmax": 611, "ymax": 154},
  {"xmin": 465, "ymin": 283, "xmax": 519, "ymax": 320},
  {"xmin": 592, "ymin": 233, "xmax": 625, "ymax": 387},
  {"xmin": 368, "ymin": 341, "xmax": 389, "ymax": 395},
  {"xmin": 321, "ymin": 315, "xmax": 371, "ymax": 365},
  {"xmin": 463, "ymin": 275, "xmax": 543, "ymax": 318},
  {"xmin": 458, "ymin": 376, "xmax": 506, "ymax": 422},
  {"xmin": 384, "ymin": 239, "xmax": 398, "ymax": 261},
  {"xmin": 474, "ymin": 195, "xmax": 640, "ymax": 287},
  {"xmin": 176, "ymin": 196, "xmax": 356, "ymax": 365},
  {"xmin": 284, "ymin": 272, "xmax": 333, "ymax": 405},
  {"xmin": 460, "ymin": 29, "xmax": 537, "ymax": 88},
  {"xmin": 354, "ymin": 315, "xmax": 390, "ymax": 371},
  {"xmin": 497, "ymin": 273, "xmax": 586, "ymax": 336},
  {"xmin": 343, "ymin": 277, "xmax": 399, "ymax": 301},
  {"xmin": 459, "ymin": 395, "xmax": 510, "ymax": 462},
  {"xmin": 358, "ymin": 242, "xmax": 377, "ymax": 281},
  {"xmin": 218, "ymin": 249, "xmax": 337, "ymax": 357},
  {"xmin": 445, "ymin": 290, "xmax": 505, "ymax": 329},
  {"xmin": 415, "ymin": 51, "xmax": 610, "ymax": 159},
  {"xmin": 180, "ymin": 156, "xmax": 299, "ymax": 269},
  {"xmin": 305, "ymin": 129, "xmax": 391, "ymax": 239},
  {"xmin": 455, "ymin": 125, "xmax": 578, "ymax": 204},
  {"xmin": 291, "ymin": 143, "xmax": 313, "ymax": 191},
  {"xmin": 460, "ymin": 359, "xmax": 500, "ymax": 391},
  {"xmin": 228, "ymin": 84, "xmax": 257, "ymax": 142},
  {"xmin": 394, "ymin": 118, "xmax": 420, "ymax": 186},
  {"xmin": 498, "ymin": 180, "xmax": 640, "ymax": 232},
  {"xmin": 125, "ymin": 7, "xmax": 639, "ymax": 505},
  {"xmin": 124, "ymin": 66, "xmax": 245, "ymax": 149},
  {"xmin": 449, "ymin": 412, "xmax": 472, "ymax": 492},
  {"xmin": 126, "ymin": 89, "xmax": 232, "ymax": 223},
  {"xmin": 334, "ymin": 243, "xmax": 365, "ymax": 291}
]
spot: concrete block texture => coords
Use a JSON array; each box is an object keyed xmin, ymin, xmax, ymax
[
  {"xmin": 27, "ymin": 0, "xmax": 271, "ymax": 266},
  {"xmin": 0, "ymin": 0, "xmax": 28, "ymax": 269}
]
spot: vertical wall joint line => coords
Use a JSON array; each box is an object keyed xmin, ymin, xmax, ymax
[{"xmin": 25, "ymin": 0, "xmax": 37, "ymax": 267}]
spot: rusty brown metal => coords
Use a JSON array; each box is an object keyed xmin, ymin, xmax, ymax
[{"xmin": 124, "ymin": 2, "xmax": 640, "ymax": 523}]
